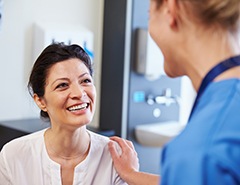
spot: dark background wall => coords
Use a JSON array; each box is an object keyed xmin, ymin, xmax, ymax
[
  {"xmin": 100, "ymin": 0, "xmax": 181, "ymax": 174},
  {"xmin": 99, "ymin": 0, "xmax": 128, "ymax": 136}
]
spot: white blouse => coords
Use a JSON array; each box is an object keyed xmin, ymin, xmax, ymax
[{"xmin": 0, "ymin": 129, "xmax": 127, "ymax": 185}]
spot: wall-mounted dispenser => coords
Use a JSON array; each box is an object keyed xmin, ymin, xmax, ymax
[
  {"xmin": 32, "ymin": 22, "xmax": 94, "ymax": 62},
  {"xmin": 135, "ymin": 28, "xmax": 165, "ymax": 80}
]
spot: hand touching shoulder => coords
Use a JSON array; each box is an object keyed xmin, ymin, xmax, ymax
[{"xmin": 108, "ymin": 136, "xmax": 160, "ymax": 185}]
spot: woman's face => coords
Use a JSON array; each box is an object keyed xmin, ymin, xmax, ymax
[
  {"xmin": 35, "ymin": 58, "xmax": 96, "ymax": 129},
  {"xmin": 148, "ymin": 0, "xmax": 182, "ymax": 77}
]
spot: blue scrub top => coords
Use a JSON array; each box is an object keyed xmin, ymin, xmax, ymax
[{"xmin": 161, "ymin": 79, "xmax": 240, "ymax": 185}]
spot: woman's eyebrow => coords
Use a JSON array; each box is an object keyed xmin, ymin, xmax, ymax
[
  {"xmin": 78, "ymin": 72, "xmax": 89, "ymax": 78},
  {"xmin": 50, "ymin": 72, "xmax": 90, "ymax": 86},
  {"xmin": 50, "ymin": 77, "xmax": 69, "ymax": 87}
]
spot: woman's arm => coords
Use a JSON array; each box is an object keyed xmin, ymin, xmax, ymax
[
  {"xmin": 108, "ymin": 136, "xmax": 160, "ymax": 185},
  {"xmin": 0, "ymin": 148, "xmax": 11, "ymax": 184}
]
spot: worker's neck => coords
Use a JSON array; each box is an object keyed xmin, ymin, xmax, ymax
[{"xmin": 183, "ymin": 29, "xmax": 240, "ymax": 91}]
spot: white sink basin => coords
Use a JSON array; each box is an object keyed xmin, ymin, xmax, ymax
[{"xmin": 135, "ymin": 121, "xmax": 185, "ymax": 147}]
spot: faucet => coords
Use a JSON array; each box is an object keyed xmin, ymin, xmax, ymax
[{"xmin": 147, "ymin": 88, "xmax": 180, "ymax": 106}]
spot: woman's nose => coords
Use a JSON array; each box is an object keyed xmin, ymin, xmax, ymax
[{"xmin": 70, "ymin": 84, "xmax": 86, "ymax": 98}]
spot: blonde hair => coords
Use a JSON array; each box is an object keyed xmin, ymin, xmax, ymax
[{"xmin": 155, "ymin": 0, "xmax": 240, "ymax": 31}]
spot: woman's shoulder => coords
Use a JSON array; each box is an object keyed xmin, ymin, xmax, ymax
[
  {"xmin": 88, "ymin": 130, "xmax": 109, "ymax": 144},
  {"xmin": 1, "ymin": 129, "xmax": 46, "ymax": 155},
  {"xmin": 88, "ymin": 130, "xmax": 122, "ymax": 154}
]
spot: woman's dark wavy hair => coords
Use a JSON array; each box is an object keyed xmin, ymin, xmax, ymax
[{"xmin": 27, "ymin": 42, "xmax": 93, "ymax": 121}]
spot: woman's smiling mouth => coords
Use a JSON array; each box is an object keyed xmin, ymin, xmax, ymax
[{"xmin": 67, "ymin": 103, "xmax": 89, "ymax": 112}]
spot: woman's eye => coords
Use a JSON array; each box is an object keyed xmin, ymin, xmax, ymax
[
  {"xmin": 56, "ymin": 83, "xmax": 68, "ymax": 89},
  {"xmin": 83, "ymin": 78, "xmax": 92, "ymax": 83}
]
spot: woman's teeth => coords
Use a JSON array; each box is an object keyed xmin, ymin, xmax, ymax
[{"xmin": 68, "ymin": 103, "xmax": 88, "ymax": 111}]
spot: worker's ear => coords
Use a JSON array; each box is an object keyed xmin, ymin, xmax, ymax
[
  {"xmin": 33, "ymin": 94, "xmax": 47, "ymax": 112},
  {"xmin": 164, "ymin": 0, "xmax": 179, "ymax": 29}
]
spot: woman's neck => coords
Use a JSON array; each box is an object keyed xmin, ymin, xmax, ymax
[{"xmin": 44, "ymin": 126, "xmax": 90, "ymax": 160}]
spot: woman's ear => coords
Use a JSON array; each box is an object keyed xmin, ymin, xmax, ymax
[
  {"xmin": 165, "ymin": 0, "xmax": 178, "ymax": 29},
  {"xmin": 33, "ymin": 94, "xmax": 47, "ymax": 112}
]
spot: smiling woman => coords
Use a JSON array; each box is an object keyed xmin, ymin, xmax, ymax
[{"xmin": 0, "ymin": 43, "xmax": 128, "ymax": 185}]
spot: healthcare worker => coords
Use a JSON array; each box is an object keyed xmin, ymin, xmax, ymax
[{"xmin": 108, "ymin": 0, "xmax": 240, "ymax": 184}]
